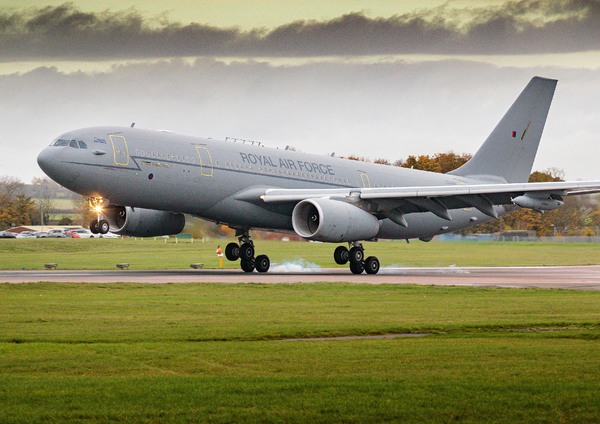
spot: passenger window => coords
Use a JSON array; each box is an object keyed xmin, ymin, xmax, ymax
[
  {"xmin": 78, "ymin": 140, "xmax": 88, "ymax": 149},
  {"xmin": 69, "ymin": 140, "xmax": 79, "ymax": 148}
]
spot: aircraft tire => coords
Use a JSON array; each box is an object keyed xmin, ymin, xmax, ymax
[
  {"xmin": 225, "ymin": 242, "xmax": 240, "ymax": 261},
  {"xmin": 349, "ymin": 260, "xmax": 365, "ymax": 274},
  {"xmin": 334, "ymin": 246, "xmax": 349, "ymax": 265},
  {"xmin": 241, "ymin": 258, "xmax": 255, "ymax": 273},
  {"xmin": 349, "ymin": 246, "xmax": 364, "ymax": 263},
  {"xmin": 98, "ymin": 219, "xmax": 110, "ymax": 234},
  {"xmin": 255, "ymin": 254, "xmax": 270, "ymax": 273},
  {"xmin": 240, "ymin": 243, "xmax": 255, "ymax": 260},
  {"xmin": 364, "ymin": 256, "xmax": 380, "ymax": 275},
  {"xmin": 90, "ymin": 220, "xmax": 99, "ymax": 234}
]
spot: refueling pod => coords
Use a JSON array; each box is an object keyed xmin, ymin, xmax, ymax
[{"xmin": 512, "ymin": 194, "xmax": 564, "ymax": 211}]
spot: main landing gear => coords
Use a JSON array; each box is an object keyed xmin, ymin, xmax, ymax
[
  {"xmin": 225, "ymin": 229, "xmax": 270, "ymax": 273},
  {"xmin": 333, "ymin": 242, "xmax": 380, "ymax": 275},
  {"xmin": 88, "ymin": 197, "xmax": 110, "ymax": 235}
]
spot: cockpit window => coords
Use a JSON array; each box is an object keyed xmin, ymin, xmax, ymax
[
  {"xmin": 69, "ymin": 140, "xmax": 79, "ymax": 148},
  {"xmin": 53, "ymin": 139, "xmax": 70, "ymax": 147},
  {"xmin": 78, "ymin": 140, "xmax": 88, "ymax": 149}
]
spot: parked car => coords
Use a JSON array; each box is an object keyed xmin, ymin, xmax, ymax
[
  {"xmin": 70, "ymin": 229, "xmax": 95, "ymax": 238},
  {"xmin": 16, "ymin": 231, "xmax": 36, "ymax": 239},
  {"xmin": 46, "ymin": 229, "xmax": 68, "ymax": 238},
  {"xmin": 0, "ymin": 230, "xmax": 16, "ymax": 238},
  {"xmin": 99, "ymin": 232, "xmax": 120, "ymax": 238},
  {"xmin": 33, "ymin": 231, "xmax": 48, "ymax": 238}
]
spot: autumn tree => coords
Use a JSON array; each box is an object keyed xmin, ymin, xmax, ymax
[
  {"xmin": 395, "ymin": 151, "xmax": 471, "ymax": 173},
  {"xmin": 398, "ymin": 155, "xmax": 442, "ymax": 172},
  {"xmin": 0, "ymin": 176, "xmax": 36, "ymax": 228},
  {"xmin": 373, "ymin": 158, "xmax": 391, "ymax": 165}
]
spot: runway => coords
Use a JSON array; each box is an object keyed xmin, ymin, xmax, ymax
[{"xmin": 2, "ymin": 265, "xmax": 600, "ymax": 290}]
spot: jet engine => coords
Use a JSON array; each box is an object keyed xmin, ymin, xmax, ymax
[
  {"xmin": 103, "ymin": 205, "xmax": 185, "ymax": 237},
  {"xmin": 292, "ymin": 198, "xmax": 380, "ymax": 242}
]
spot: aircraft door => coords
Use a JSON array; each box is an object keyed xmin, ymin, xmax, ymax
[
  {"xmin": 359, "ymin": 173, "xmax": 371, "ymax": 188},
  {"xmin": 195, "ymin": 146, "xmax": 214, "ymax": 177},
  {"xmin": 109, "ymin": 135, "xmax": 130, "ymax": 166}
]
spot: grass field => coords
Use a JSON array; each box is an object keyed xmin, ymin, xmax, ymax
[
  {"xmin": 1, "ymin": 240, "xmax": 600, "ymax": 422},
  {"xmin": 1, "ymin": 238, "xmax": 600, "ymax": 269},
  {"xmin": 1, "ymin": 283, "xmax": 599, "ymax": 423}
]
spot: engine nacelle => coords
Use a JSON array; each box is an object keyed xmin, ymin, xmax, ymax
[
  {"xmin": 103, "ymin": 205, "xmax": 185, "ymax": 237},
  {"xmin": 512, "ymin": 194, "xmax": 563, "ymax": 211},
  {"xmin": 292, "ymin": 198, "xmax": 380, "ymax": 242}
]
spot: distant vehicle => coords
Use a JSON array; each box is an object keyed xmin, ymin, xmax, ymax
[
  {"xmin": 70, "ymin": 229, "xmax": 95, "ymax": 238},
  {"xmin": 46, "ymin": 229, "xmax": 68, "ymax": 238},
  {"xmin": 99, "ymin": 232, "xmax": 120, "ymax": 238},
  {"xmin": 16, "ymin": 231, "xmax": 36, "ymax": 239},
  {"xmin": 34, "ymin": 231, "xmax": 48, "ymax": 238},
  {"xmin": 0, "ymin": 231, "xmax": 16, "ymax": 238}
]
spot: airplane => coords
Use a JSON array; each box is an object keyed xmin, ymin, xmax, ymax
[{"xmin": 37, "ymin": 76, "xmax": 600, "ymax": 274}]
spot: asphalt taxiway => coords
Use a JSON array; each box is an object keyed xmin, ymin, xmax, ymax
[{"xmin": 1, "ymin": 265, "xmax": 600, "ymax": 290}]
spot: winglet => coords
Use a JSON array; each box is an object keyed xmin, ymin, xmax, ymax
[{"xmin": 449, "ymin": 77, "xmax": 557, "ymax": 183}]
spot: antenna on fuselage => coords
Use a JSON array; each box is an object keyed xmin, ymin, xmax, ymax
[{"xmin": 130, "ymin": 122, "xmax": 135, "ymax": 128}]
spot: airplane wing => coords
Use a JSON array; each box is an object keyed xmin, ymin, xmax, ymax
[{"xmin": 260, "ymin": 180, "xmax": 600, "ymax": 221}]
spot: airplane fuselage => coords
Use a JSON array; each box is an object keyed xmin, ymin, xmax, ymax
[{"xmin": 37, "ymin": 126, "xmax": 503, "ymax": 240}]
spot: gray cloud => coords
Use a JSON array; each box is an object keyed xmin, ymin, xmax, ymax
[{"xmin": 1, "ymin": 1, "xmax": 600, "ymax": 60}]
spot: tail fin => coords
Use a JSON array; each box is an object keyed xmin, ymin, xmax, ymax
[{"xmin": 449, "ymin": 76, "xmax": 557, "ymax": 183}]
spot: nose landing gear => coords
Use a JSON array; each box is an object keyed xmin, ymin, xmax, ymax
[
  {"xmin": 88, "ymin": 197, "xmax": 110, "ymax": 235},
  {"xmin": 225, "ymin": 229, "xmax": 270, "ymax": 273},
  {"xmin": 333, "ymin": 242, "xmax": 380, "ymax": 274}
]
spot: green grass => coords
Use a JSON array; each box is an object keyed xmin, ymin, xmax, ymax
[
  {"xmin": 1, "ymin": 283, "xmax": 599, "ymax": 422},
  {"xmin": 0, "ymin": 239, "xmax": 600, "ymax": 269}
]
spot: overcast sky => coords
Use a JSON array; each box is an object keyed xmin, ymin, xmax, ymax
[{"xmin": 1, "ymin": 0, "xmax": 600, "ymax": 182}]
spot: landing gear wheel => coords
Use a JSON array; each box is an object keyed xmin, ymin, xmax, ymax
[
  {"xmin": 255, "ymin": 255, "xmax": 270, "ymax": 273},
  {"xmin": 90, "ymin": 220, "xmax": 99, "ymax": 234},
  {"xmin": 225, "ymin": 243, "xmax": 240, "ymax": 261},
  {"xmin": 349, "ymin": 261, "xmax": 365, "ymax": 275},
  {"xmin": 239, "ymin": 243, "xmax": 255, "ymax": 260},
  {"xmin": 364, "ymin": 256, "xmax": 380, "ymax": 275},
  {"xmin": 241, "ymin": 258, "xmax": 255, "ymax": 273},
  {"xmin": 98, "ymin": 219, "xmax": 110, "ymax": 234},
  {"xmin": 349, "ymin": 246, "xmax": 364, "ymax": 263},
  {"xmin": 334, "ymin": 246, "xmax": 349, "ymax": 265}
]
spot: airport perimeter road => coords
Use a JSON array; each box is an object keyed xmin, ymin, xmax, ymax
[{"xmin": 1, "ymin": 266, "xmax": 600, "ymax": 290}]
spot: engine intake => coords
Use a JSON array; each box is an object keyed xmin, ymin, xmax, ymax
[
  {"xmin": 292, "ymin": 198, "xmax": 380, "ymax": 242},
  {"xmin": 103, "ymin": 205, "xmax": 185, "ymax": 237}
]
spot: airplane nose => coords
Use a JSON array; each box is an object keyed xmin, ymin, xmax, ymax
[{"xmin": 37, "ymin": 147, "xmax": 58, "ymax": 177}]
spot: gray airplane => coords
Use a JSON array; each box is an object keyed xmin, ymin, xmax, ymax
[{"xmin": 37, "ymin": 76, "xmax": 600, "ymax": 274}]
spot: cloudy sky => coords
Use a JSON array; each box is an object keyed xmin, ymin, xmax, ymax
[{"xmin": 2, "ymin": 0, "xmax": 600, "ymax": 182}]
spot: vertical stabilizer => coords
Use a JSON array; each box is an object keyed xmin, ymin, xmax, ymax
[{"xmin": 450, "ymin": 77, "xmax": 557, "ymax": 183}]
